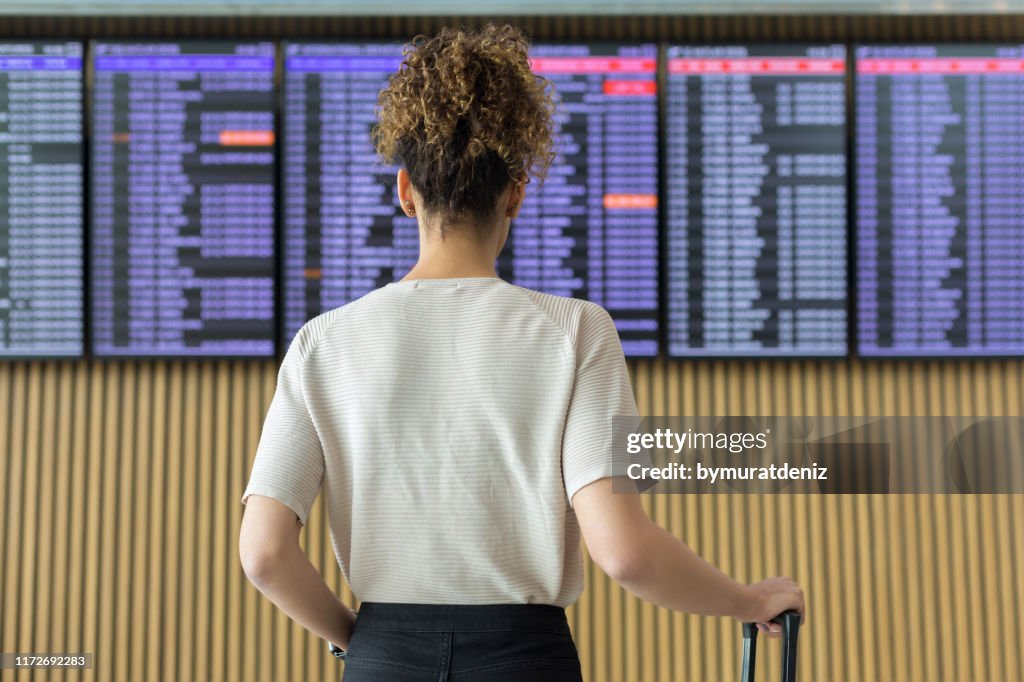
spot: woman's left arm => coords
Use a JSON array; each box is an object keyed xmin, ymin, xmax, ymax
[{"xmin": 239, "ymin": 494, "xmax": 356, "ymax": 649}]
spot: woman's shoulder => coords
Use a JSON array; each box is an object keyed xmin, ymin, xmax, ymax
[{"xmin": 504, "ymin": 284, "xmax": 616, "ymax": 344}]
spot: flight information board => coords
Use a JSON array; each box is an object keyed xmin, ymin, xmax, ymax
[
  {"xmin": 856, "ymin": 45, "xmax": 1024, "ymax": 356},
  {"xmin": 281, "ymin": 42, "xmax": 659, "ymax": 356},
  {"xmin": 665, "ymin": 45, "xmax": 849, "ymax": 357},
  {"xmin": 90, "ymin": 42, "xmax": 276, "ymax": 357},
  {"xmin": 0, "ymin": 42, "xmax": 83, "ymax": 357}
]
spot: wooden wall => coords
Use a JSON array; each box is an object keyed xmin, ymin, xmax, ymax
[
  {"xmin": 1, "ymin": 360, "xmax": 1022, "ymax": 681},
  {"xmin": 2, "ymin": 12, "xmax": 1024, "ymax": 682}
]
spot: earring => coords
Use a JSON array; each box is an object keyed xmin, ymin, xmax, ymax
[
  {"xmin": 404, "ymin": 200, "xmax": 415, "ymax": 216},
  {"xmin": 506, "ymin": 205, "xmax": 516, "ymax": 217}
]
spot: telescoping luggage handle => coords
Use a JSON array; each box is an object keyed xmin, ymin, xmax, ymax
[{"xmin": 741, "ymin": 610, "xmax": 801, "ymax": 682}]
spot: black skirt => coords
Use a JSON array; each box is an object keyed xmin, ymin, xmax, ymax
[{"xmin": 341, "ymin": 602, "xmax": 584, "ymax": 682}]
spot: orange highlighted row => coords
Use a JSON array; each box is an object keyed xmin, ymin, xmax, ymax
[
  {"xmin": 604, "ymin": 193, "xmax": 657, "ymax": 210},
  {"xmin": 304, "ymin": 268, "xmax": 322, "ymax": 280},
  {"xmin": 219, "ymin": 130, "xmax": 275, "ymax": 146},
  {"xmin": 603, "ymin": 80, "xmax": 656, "ymax": 96}
]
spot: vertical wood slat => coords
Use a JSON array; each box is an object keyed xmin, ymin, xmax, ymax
[
  {"xmin": 194, "ymin": 363, "xmax": 214, "ymax": 682},
  {"xmin": 0, "ymin": 364, "xmax": 10, "ymax": 666},
  {"xmin": 210, "ymin": 363, "xmax": 230, "ymax": 682},
  {"xmin": 145, "ymin": 363, "xmax": 167, "ymax": 682},
  {"xmin": 177, "ymin": 366, "xmax": 198, "ymax": 682},
  {"xmin": 45, "ymin": 361, "xmax": 71, "ymax": 682},
  {"xmin": 129, "ymin": 363, "xmax": 151, "ymax": 682},
  {"xmin": 114, "ymin": 363, "xmax": 135, "ymax": 682},
  {"xmin": 15, "ymin": 365, "xmax": 38, "ymax": 668},
  {"xmin": 162, "ymin": 364, "xmax": 183, "ymax": 682}
]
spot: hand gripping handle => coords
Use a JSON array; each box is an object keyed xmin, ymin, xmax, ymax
[{"xmin": 741, "ymin": 610, "xmax": 801, "ymax": 682}]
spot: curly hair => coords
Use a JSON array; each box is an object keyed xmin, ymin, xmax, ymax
[{"xmin": 373, "ymin": 24, "xmax": 557, "ymax": 231}]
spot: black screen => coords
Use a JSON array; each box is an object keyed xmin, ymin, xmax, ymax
[
  {"xmin": 665, "ymin": 45, "xmax": 849, "ymax": 357},
  {"xmin": 90, "ymin": 41, "xmax": 277, "ymax": 357},
  {"xmin": 856, "ymin": 45, "xmax": 1024, "ymax": 356},
  {"xmin": 0, "ymin": 42, "xmax": 83, "ymax": 357}
]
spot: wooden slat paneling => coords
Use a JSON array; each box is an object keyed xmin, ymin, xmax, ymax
[{"xmin": 3, "ymin": 360, "xmax": 1022, "ymax": 682}]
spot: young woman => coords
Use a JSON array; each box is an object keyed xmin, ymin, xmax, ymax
[{"xmin": 239, "ymin": 24, "xmax": 805, "ymax": 681}]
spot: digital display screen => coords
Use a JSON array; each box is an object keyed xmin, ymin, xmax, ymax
[
  {"xmin": 90, "ymin": 41, "xmax": 276, "ymax": 357},
  {"xmin": 856, "ymin": 45, "xmax": 1024, "ymax": 356},
  {"xmin": 665, "ymin": 45, "xmax": 849, "ymax": 357},
  {"xmin": 0, "ymin": 42, "xmax": 83, "ymax": 357},
  {"xmin": 281, "ymin": 42, "xmax": 659, "ymax": 356}
]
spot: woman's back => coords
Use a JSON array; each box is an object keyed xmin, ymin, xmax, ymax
[{"xmin": 247, "ymin": 276, "xmax": 637, "ymax": 606}]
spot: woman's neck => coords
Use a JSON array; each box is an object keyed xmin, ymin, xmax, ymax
[{"xmin": 402, "ymin": 220, "xmax": 503, "ymax": 280}]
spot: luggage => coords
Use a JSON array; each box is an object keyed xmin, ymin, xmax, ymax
[{"xmin": 740, "ymin": 610, "xmax": 801, "ymax": 682}]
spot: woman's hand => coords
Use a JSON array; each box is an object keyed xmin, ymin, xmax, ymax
[{"xmin": 743, "ymin": 576, "xmax": 806, "ymax": 638}]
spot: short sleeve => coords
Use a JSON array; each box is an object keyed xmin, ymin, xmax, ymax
[
  {"xmin": 562, "ymin": 304, "xmax": 643, "ymax": 507},
  {"xmin": 241, "ymin": 324, "xmax": 325, "ymax": 526}
]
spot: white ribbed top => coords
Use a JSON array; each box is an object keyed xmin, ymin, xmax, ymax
[{"xmin": 241, "ymin": 277, "xmax": 638, "ymax": 607}]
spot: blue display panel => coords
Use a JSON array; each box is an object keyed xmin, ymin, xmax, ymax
[
  {"xmin": 281, "ymin": 42, "xmax": 659, "ymax": 356},
  {"xmin": 665, "ymin": 45, "xmax": 849, "ymax": 357},
  {"xmin": 0, "ymin": 42, "xmax": 83, "ymax": 357},
  {"xmin": 856, "ymin": 45, "xmax": 1024, "ymax": 357},
  {"xmin": 90, "ymin": 42, "xmax": 276, "ymax": 357}
]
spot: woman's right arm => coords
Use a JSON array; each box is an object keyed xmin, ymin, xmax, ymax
[{"xmin": 572, "ymin": 477, "xmax": 806, "ymax": 632}]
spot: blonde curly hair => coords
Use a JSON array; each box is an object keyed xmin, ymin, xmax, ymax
[{"xmin": 373, "ymin": 24, "xmax": 557, "ymax": 230}]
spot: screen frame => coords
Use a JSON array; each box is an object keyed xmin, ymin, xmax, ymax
[
  {"xmin": 852, "ymin": 42, "xmax": 1024, "ymax": 360},
  {"xmin": 85, "ymin": 38, "xmax": 281, "ymax": 360},
  {"xmin": 0, "ymin": 40, "xmax": 87, "ymax": 360},
  {"xmin": 661, "ymin": 41, "xmax": 852, "ymax": 360}
]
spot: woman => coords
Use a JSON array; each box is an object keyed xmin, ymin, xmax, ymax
[{"xmin": 239, "ymin": 24, "xmax": 805, "ymax": 681}]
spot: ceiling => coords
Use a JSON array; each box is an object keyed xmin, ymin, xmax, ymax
[{"xmin": 0, "ymin": 0, "xmax": 1017, "ymax": 16}]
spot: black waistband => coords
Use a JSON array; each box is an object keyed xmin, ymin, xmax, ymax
[{"xmin": 354, "ymin": 602, "xmax": 571, "ymax": 634}]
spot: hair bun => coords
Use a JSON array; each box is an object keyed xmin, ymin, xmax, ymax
[{"xmin": 373, "ymin": 24, "xmax": 556, "ymax": 227}]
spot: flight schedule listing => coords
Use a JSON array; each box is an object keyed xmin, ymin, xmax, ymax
[
  {"xmin": 0, "ymin": 42, "xmax": 83, "ymax": 357},
  {"xmin": 90, "ymin": 42, "xmax": 276, "ymax": 357},
  {"xmin": 665, "ymin": 45, "xmax": 849, "ymax": 357},
  {"xmin": 281, "ymin": 42, "xmax": 659, "ymax": 356},
  {"xmin": 281, "ymin": 42, "xmax": 418, "ymax": 347},
  {"xmin": 856, "ymin": 45, "xmax": 1024, "ymax": 356}
]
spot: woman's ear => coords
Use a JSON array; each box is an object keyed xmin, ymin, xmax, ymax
[
  {"xmin": 397, "ymin": 168, "xmax": 416, "ymax": 216},
  {"xmin": 505, "ymin": 181, "xmax": 526, "ymax": 218}
]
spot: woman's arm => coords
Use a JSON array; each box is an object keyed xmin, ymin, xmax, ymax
[
  {"xmin": 572, "ymin": 478, "xmax": 805, "ymax": 634},
  {"xmin": 238, "ymin": 495, "xmax": 356, "ymax": 648}
]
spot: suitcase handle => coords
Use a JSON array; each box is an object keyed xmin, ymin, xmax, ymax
[{"xmin": 741, "ymin": 610, "xmax": 801, "ymax": 682}]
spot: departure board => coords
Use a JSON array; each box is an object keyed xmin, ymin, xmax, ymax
[
  {"xmin": 90, "ymin": 42, "xmax": 276, "ymax": 357},
  {"xmin": 856, "ymin": 45, "xmax": 1024, "ymax": 357},
  {"xmin": 0, "ymin": 42, "xmax": 83, "ymax": 357},
  {"xmin": 281, "ymin": 42, "xmax": 659, "ymax": 356},
  {"xmin": 665, "ymin": 45, "xmax": 849, "ymax": 357}
]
